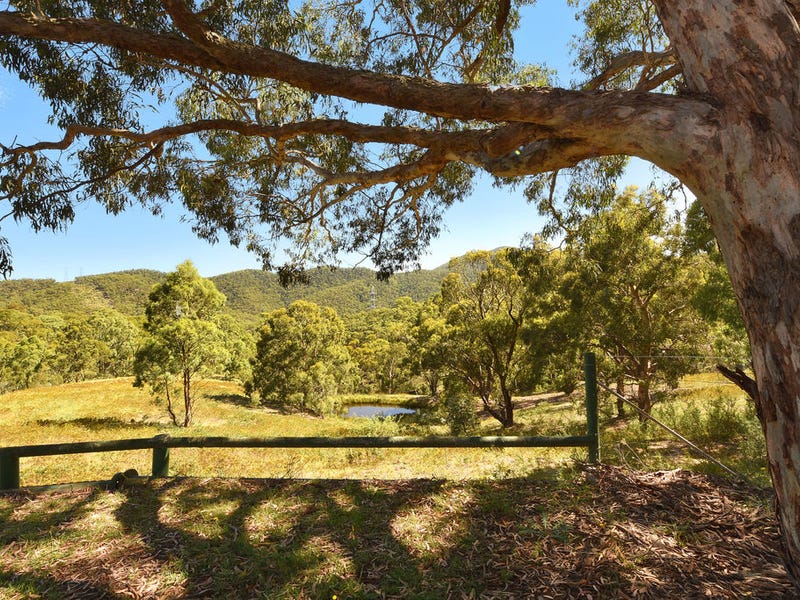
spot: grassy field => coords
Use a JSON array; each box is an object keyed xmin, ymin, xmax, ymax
[
  {"xmin": 0, "ymin": 375, "xmax": 768, "ymax": 487},
  {"xmin": 0, "ymin": 376, "xmax": 786, "ymax": 599},
  {"xmin": 0, "ymin": 378, "xmax": 588, "ymax": 486}
]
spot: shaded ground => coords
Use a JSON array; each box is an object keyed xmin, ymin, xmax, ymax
[{"xmin": 0, "ymin": 465, "xmax": 793, "ymax": 599}]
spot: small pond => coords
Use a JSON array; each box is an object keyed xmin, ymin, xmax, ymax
[{"xmin": 343, "ymin": 405, "xmax": 417, "ymax": 419}]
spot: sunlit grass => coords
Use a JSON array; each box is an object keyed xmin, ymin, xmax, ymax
[
  {"xmin": 0, "ymin": 373, "xmax": 767, "ymax": 487},
  {"xmin": 0, "ymin": 374, "xmax": 784, "ymax": 598},
  {"xmin": 599, "ymin": 373, "xmax": 768, "ymax": 486},
  {"xmin": 1, "ymin": 378, "xmax": 582, "ymax": 485}
]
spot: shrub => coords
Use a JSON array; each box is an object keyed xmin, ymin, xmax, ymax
[
  {"xmin": 441, "ymin": 378, "xmax": 479, "ymax": 435},
  {"xmin": 654, "ymin": 394, "xmax": 749, "ymax": 444}
]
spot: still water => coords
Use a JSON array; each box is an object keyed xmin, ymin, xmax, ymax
[{"xmin": 343, "ymin": 405, "xmax": 417, "ymax": 418}]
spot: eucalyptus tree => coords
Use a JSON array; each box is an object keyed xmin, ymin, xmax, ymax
[
  {"xmin": 86, "ymin": 309, "xmax": 140, "ymax": 377},
  {"xmin": 0, "ymin": 308, "xmax": 57, "ymax": 390},
  {"xmin": 3, "ymin": 0, "xmax": 800, "ymax": 579},
  {"xmin": 133, "ymin": 260, "xmax": 228, "ymax": 426},
  {"xmin": 250, "ymin": 300, "xmax": 352, "ymax": 415},
  {"xmin": 440, "ymin": 251, "xmax": 520, "ymax": 427},
  {"xmin": 51, "ymin": 316, "xmax": 103, "ymax": 382},
  {"xmin": 0, "ymin": 333, "xmax": 49, "ymax": 391},
  {"xmin": 564, "ymin": 187, "xmax": 709, "ymax": 418}
]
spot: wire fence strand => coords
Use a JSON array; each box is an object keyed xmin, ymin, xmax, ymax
[{"xmin": 597, "ymin": 382, "xmax": 746, "ymax": 482}]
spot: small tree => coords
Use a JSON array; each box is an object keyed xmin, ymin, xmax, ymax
[
  {"xmin": 250, "ymin": 300, "xmax": 352, "ymax": 415},
  {"xmin": 439, "ymin": 249, "xmax": 533, "ymax": 428},
  {"xmin": 133, "ymin": 261, "xmax": 227, "ymax": 427}
]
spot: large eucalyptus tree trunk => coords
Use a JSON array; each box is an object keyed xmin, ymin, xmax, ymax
[{"xmin": 655, "ymin": 0, "xmax": 800, "ymax": 581}]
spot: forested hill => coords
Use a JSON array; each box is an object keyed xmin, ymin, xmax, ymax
[
  {"xmin": 0, "ymin": 264, "xmax": 450, "ymax": 325},
  {"xmin": 75, "ymin": 270, "xmax": 166, "ymax": 316},
  {"xmin": 212, "ymin": 265, "xmax": 448, "ymax": 323}
]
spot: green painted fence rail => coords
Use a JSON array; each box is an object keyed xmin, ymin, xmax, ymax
[{"xmin": 0, "ymin": 353, "xmax": 600, "ymax": 490}]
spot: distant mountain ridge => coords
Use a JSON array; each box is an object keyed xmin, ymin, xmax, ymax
[{"xmin": 0, "ymin": 263, "xmax": 451, "ymax": 326}]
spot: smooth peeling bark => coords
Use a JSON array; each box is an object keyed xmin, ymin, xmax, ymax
[{"xmin": 654, "ymin": 0, "xmax": 800, "ymax": 582}]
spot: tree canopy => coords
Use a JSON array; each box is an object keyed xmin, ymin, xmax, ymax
[
  {"xmin": 250, "ymin": 299, "xmax": 352, "ymax": 415},
  {"xmin": 0, "ymin": 0, "xmax": 690, "ymax": 281},
  {"xmin": 134, "ymin": 260, "xmax": 228, "ymax": 426}
]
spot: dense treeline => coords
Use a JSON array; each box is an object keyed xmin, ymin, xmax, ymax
[{"xmin": 0, "ymin": 191, "xmax": 748, "ymax": 429}]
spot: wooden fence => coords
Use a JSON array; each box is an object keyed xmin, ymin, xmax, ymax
[{"xmin": 0, "ymin": 354, "xmax": 600, "ymax": 491}]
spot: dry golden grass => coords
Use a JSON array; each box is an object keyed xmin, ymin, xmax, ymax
[{"xmin": 1, "ymin": 378, "xmax": 578, "ymax": 486}]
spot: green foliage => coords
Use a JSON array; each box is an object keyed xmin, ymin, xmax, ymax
[
  {"xmin": 441, "ymin": 377, "xmax": 479, "ymax": 435},
  {"xmin": 86, "ymin": 309, "xmax": 139, "ymax": 377},
  {"xmin": 0, "ymin": 278, "xmax": 109, "ymax": 316},
  {"xmin": 134, "ymin": 261, "xmax": 229, "ymax": 427},
  {"xmin": 654, "ymin": 395, "xmax": 749, "ymax": 445},
  {"xmin": 0, "ymin": 299, "xmax": 139, "ymax": 389},
  {"xmin": 212, "ymin": 266, "xmax": 447, "ymax": 326},
  {"xmin": 75, "ymin": 270, "xmax": 166, "ymax": 317},
  {"xmin": 568, "ymin": 0, "xmax": 669, "ymax": 90},
  {"xmin": 50, "ymin": 315, "xmax": 105, "ymax": 382},
  {"xmin": 438, "ymin": 246, "xmax": 568, "ymax": 427},
  {"xmin": 563, "ymin": 187, "xmax": 710, "ymax": 415},
  {"xmin": 0, "ymin": 262, "xmax": 453, "ymax": 391},
  {"xmin": 345, "ymin": 297, "xmax": 424, "ymax": 394},
  {"xmin": 0, "ymin": 333, "xmax": 50, "ymax": 392},
  {"xmin": 250, "ymin": 300, "xmax": 353, "ymax": 415},
  {"xmin": 0, "ymin": 0, "xmax": 531, "ymax": 278}
]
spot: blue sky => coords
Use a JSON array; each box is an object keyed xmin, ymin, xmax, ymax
[{"xmin": 0, "ymin": 3, "xmax": 654, "ymax": 281}]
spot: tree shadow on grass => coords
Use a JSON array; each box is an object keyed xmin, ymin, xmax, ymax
[
  {"xmin": 112, "ymin": 477, "xmax": 446, "ymax": 598},
  {"xmin": 208, "ymin": 393, "xmax": 255, "ymax": 408},
  {"xmin": 0, "ymin": 467, "xmax": 793, "ymax": 599},
  {"xmin": 34, "ymin": 416, "xmax": 159, "ymax": 431},
  {"xmin": 0, "ymin": 568, "xmax": 121, "ymax": 599},
  {"xmin": 0, "ymin": 487, "xmax": 122, "ymax": 599},
  {"xmin": 0, "ymin": 488, "xmax": 100, "ymax": 545},
  {"xmin": 98, "ymin": 470, "xmax": 800, "ymax": 598}
]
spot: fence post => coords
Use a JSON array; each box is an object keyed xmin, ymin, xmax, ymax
[
  {"xmin": 0, "ymin": 453, "xmax": 20, "ymax": 490},
  {"xmin": 151, "ymin": 435, "xmax": 170, "ymax": 478},
  {"xmin": 584, "ymin": 352, "xmax": 600, "ymax": 463}
]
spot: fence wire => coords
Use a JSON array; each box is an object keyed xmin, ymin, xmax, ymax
[{"xmin": 597, "ymin": 382, "xmax": 746, "ymax": 482}]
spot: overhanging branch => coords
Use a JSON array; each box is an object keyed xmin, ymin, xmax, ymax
[{"xmin": 0, "ymin": 8, "xmax": 718, "ymax": 171}]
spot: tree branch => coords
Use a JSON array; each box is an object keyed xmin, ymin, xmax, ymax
[
  {"xmin": 585, "ymin": 50, "xmax": 678, "ymax": 91},
  {"xmin": 1, "ymin": 118, "xmax": 471, "ymax": 155},
  {"xmin": 0, "ymin": 10, "xmax": 718, "ymax": 171},
  {"xmin": 716, "ymin": 363, "xmax": 762, "ymax": 424}
]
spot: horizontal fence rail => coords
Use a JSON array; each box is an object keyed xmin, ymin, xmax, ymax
[
  {"xmin": 0, "ymin": 353, "xmax": 600, "ymax": 490},
  {"xmin": 0, "ymin": 435, "xmax": 596, "ymax": 490}
]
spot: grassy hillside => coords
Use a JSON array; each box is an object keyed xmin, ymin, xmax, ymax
[{"xmin": 212, "ymin": 266, "xmax": 447, "ymax": 324}]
